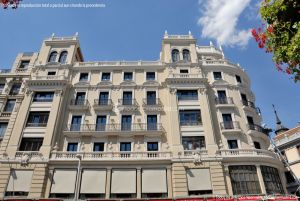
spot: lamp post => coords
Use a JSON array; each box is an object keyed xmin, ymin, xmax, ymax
[{"xmin": 74, "ymin": 154, "xmax": 82, "ymax": 201}]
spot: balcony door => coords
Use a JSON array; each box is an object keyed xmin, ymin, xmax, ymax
[
  {"xmin": 75, "ymin": 92, "xmax": 86, "ymax": 105},
  {"xmin": 99, "ymin": 92, "xmax": 109, "ymax": 105},
  {"xmin": 147, "ymin": 115, "xmax": 157, "ymax": 130},
  {"xmin": 146, "ymin": 91, "xmax": 156, "ymax": 105},
  {"xmin": 222, "ymin": 114, "xmax": 233, "ymax": 129},
  {"xmin": 71, "ymin": 116, "xmax": 82, "ymax": 131},
  {"xmin": 217, "ymin": 90, "xmax": 227, "ymax": 104},
  {"xmin": 96, "ymin": 116, "xmax": 106, "ymax": 131},
  {"xmin": 121, "ymin": 115, "xmax": 132, "ymax": 131},
  {"xmin": 123, "ymin": 91, "xmax": 132, "ymax": 105}
]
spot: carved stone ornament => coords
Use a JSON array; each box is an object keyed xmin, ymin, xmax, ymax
[{"xmin": 26, "ymin": 89, "xmax": 33, "ymax": 96}]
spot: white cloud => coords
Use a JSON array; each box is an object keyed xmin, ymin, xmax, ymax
[{"xmin": 197, "ymin": 0, "xmax": 252, "ymax": 48}]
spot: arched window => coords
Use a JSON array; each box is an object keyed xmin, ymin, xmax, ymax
[
  {"xmin": 58, "ymin": 51, "xmax": 68, "ymax": 64},
  {"xmin": 183, "ymin": 49, "xmax": 191, "ymax": 62},
  {"xmin": 48, "ymin": 51, "xmax": 58, "ymax": 63},
  {"xmin": 172, "ymin": 49, "xmax": 180, "ymax": 62}
]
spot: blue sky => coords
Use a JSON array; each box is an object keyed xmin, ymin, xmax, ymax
[{"xmin": 0, "ymin": 0, "xmax": 299, "ymax": 134}]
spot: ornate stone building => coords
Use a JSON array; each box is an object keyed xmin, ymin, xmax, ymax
[{"xmin": 0, "ymin": 33, "xmax": 287, "ymax": 200}]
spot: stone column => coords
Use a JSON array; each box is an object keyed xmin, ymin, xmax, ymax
[
  {"xmin": 105, "ymin": 168, "xmax": 112, "ymax": 199},
  {"xmin": 136, "ymin": 168, "xmax": 141, "ymax": 198},
  {"xmin": 223, "ymin": 165, "xmax": 233, "ymax": 196},
  {"xmin": 167, "ymin": 167, "xmax": 173, "ymax": 198},
  {"xmin": 256, "ymin": 165, "xmax": 266, "ymax": 194}
]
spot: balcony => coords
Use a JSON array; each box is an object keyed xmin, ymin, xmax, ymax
[
  {"xmin": 32, "ymin": 75, "xmax": 67, "ymax": 80},
  {"xmin": 15, "ymin": 151, "xmax": 44, "ymax": 162},
  {"xmin": 183, "ymin": 150, "xmax": 208, "ymax": 157},
  {"xmin": 242, "ymin": 100, "xmax": 261, "ymax": 114},
  {"xmin": 64, "ymin": 123, "xmax": 164, "ymax": 136},
  {"xmin": 216, "ymin": 149, "xmax": 279, "ymax": 161},
  {"xmin": 93, "ymin": 99, "xmax": 113, "ymax": 111},
  {"xmin": 220, "ymin": 121, "xmax": 241, "ymax": 133},
  {"xmin": 69, "ymin": 99, "xmax": 90, "ymax": 110},
  {"xmin": 33, "ymin": 97, "xmax": 54, "ymax": 102},
  {"xmin": 215, "ymin": 97, "xmax": 235, "ymax": 108},
  {"xmin": 169, "ymin": 74, "xmax": 201, "ymax": 78},
  {"xmin": 0, "ymin": 112, "xmax": 11, "ymax": 119},
  {"xmin": 247, "ymin": 124, "xmax": 270, "ymax": 139},
  {"xmin": 50, "ymin": 151, "xmax": 172, "ymax": 161},
  {"xmin": 117, "ymin": 99, "xmax": 139, "ymax": 112},
  {"xmin": 180, "ymin": 121, "xmax": 202, "ymax": 126},
  {"xmin": 142, "ymin": 98, "xmax": 163, "ymax": 112},
  {"xmin": 26, "ymin": 122, "xmax": 48, "ymax": 127}
]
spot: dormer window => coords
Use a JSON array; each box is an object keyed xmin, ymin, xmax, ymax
[
  {"xmin": 19, "ymin": 60, "xmax": 30, "ymax": 69},
  {"xmin": 172, "ymin": 49, "xmax": 180, "ymax": 62},
  {"xmin": 183, "ymin": 49, "xmax": 191, "ymax": 62},
  {"xmin": 48, "ymin": 51, "xmax": 58, "ymax": 63},
  {"xmin": 58, "ymin": 51, "xmax": 68, "ymax": 64}
]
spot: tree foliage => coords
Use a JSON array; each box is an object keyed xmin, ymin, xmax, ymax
[{"xmin": 252, "ymin": 0, "xmax": 300, "ymax": 81}]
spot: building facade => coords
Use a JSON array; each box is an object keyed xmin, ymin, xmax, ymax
[{"xmin": 0, "ymin": 33, "xmax": 287, "ymax": 200}]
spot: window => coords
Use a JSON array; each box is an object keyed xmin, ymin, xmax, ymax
[
  {"xmin": 147, "ymin": 115, "xmax": 157, "ymax": 130},
  {"xmin": 241, "ymin": 93, "xmax": 248, "ymax": 106},
  {"xmin": 48, "ymin": 71, "xmax": 56, "ymax": 76},
  {"xmin": 99, "ymin": 92, "xmax": 109, "ymax": 105},
  {"xmin": 222, "ymin": 114, "xmax": 233, "ymax": 129},
  {"xmin": 19, "ymin": 138, "xmax": 43, "ymax": 151},
  {"xmin": 182, "ymin": 136, "xmax": 206, "ymax": 150},
  {"xmin": 96, "ymin": 116, "xmax": 106, "ymax": 131},
  {"xmin": 70, "ymin": 116, "xmax": 82, "ymax": 131},
  {"xmin": 101, "ymin": 72, "xmax": 111, "ymax": 81},
  {"xmin": 146, "ymin": 72, "xmax": 155, "ymax": 81},
  {"xmin": 236, "ymin": 75, "xmax": 242, "ymax": 83},
  {"xmin": 120, "ymin": 142, "xmax": 131, "ymax": 151},
  {"xmin": 67, "ymin": 143, "xmax": 78, "ymax": 152},
  {"xmin": 48, "ymin": 51, "xmax": 58, "ymax": 62},
  {"xmin": 147, "ymin": 142, "xmax": 158, "ymax": 151},
  {"xmin": 261, "ymin": 166, "xmax": 284, "ymax": 194},
  {"xmin": 180, "ymin": 69, "xmax": 189, "ymax": 74},
  {"xmin": 216, "ymin": 90, "xmax": 228, "ymax": 104},
  {"xmin": 93, "ymin": 142, "xmax": 104, "ymax": 152},
  {"xmin": 79, "ymin": 73, "xmax": 89, "ymax": 82},
  {"xmin": 0, "ymin": 122, "xmax": 8, "ymax": 138},
  {"xmin": 213, "ymin": 72, "xmax": 222, "ymax": 80},
  {"xmin": 0, "ymin": 83, "xmax": 5, "ymax": 93},
  {"xmin": 228, "ymin": 140, "xmax": 238, "ymax": 149},
  {"xmin": 285, "ymin": 171, "xmax": 295, "ymax": 184},
  {"xmin": 122, "ymin": 91, "xmax": 133, "ymax": 105},
  {"xmin": 74, "ymin": 92, "xmax": 86, "ymax": 105},
  {"xmin": 9, "ymin": 83, "xmax": 21, "ymax": 95},
  {"xmin": 19, "ymin": 60, "xmax": 30, "ymax": 69},
  {"xmin": 229, "ymin": 165, "xmax": 261, "ymax": 195},
  {"xmin": 124, "ymin": 72, "xmax": 133, "ymax": 81},
  {"xmin": 247, "ymin": 116, "xmax": 254, "ymax": 125},
  {"xmin": 121, "ymin": 115, "xmax": 132, "ymax": 131},
  {"xmin": 146, "ymin": 91, "xmax": 156, "ymax": 105},
  {"xmin": 172, "ymin": 49, "xmax": 180, "ymax": 62},
  {"xmin": 58, "ymin": 51, "xmax": 68, "ymax": 64},
  {"xmin": 26, "ymin": 112, "xmax": 49, "ymax": 127},
  {"xmin": 297, "ymin": 145, "xmax": 300, "ymax": 156},
  {"xmin": 33, "ymin": 92, "xmax": 54, "ymax": 102},
  {"xmin": 179, "ymin": 110, "xmax": 202, "ymax": 126},
  {"xmin": 177, "ymin": 90, "xmax": 198, "ymax": 101},
  {"xmin": 3, "ymin": 100, "xmax": 16, "ymax": 112},
  {"xmin": 182, "ymin": 49, "xmax": 191, "ymax": 62},
  {"xmin": 254, "ymin": 141, "xmax": 261, "ymax": 149}
]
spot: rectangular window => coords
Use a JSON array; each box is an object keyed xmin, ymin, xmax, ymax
[
  {"xmin": 180, "ymin": 69, "xmax": 189, "ymax": 74},
  {"xmin": 182, "ymin": 136, "xmax": 206, "ymax": 150},
  {"xmin": 99, "ymin": 92, "xmax": 109, "ymax": 105},
  {"xmin": 19, "ymin": 60, "xmax": 30, "ymax": 69},
  {"xmin": 19, "ymin": 138, "xmax": 43, "ymax": 151},
  {"xmin": 146, "ymin": 72, "xmax": 155, "ymax": 80},
  {"xmin": 236, "ymin": 75, "xmax": 242, "ymax": 83},
  {"xmin": 3, "ymin": 100, "xmax": 16, "ymax": 112},
  {"xmin": 217, "ymin": 90, "xmax": 228, "ymax": 104},
  {"xmin": 70, "ymin": 116, "xmax": 82, "ymax": 131},
  {"xmin": 124, "ymin": 72, "xmax": 133, "ymax": 81},
  {"xmin": 147, "ymin": 142, "xmax": 158, "ymax": 151},
  {"xmin": 75, "ymin": 92, "xmax": 86, "ymax": 105},
  {"xmin": 26, "ymin": 112, "xmax": 49, "ymax": 127},
  {"xmin": 247, "ymin": 116, "xmax": 254, "ymax": 125},
  {"xmin": 222, "ymin": 114, "xmax": 233, "ymax": 129},
  {"xmin": 228, "ymin": 140, "xmax": 238, "ymax": 149},
  {"xmin": 177, "ymin": 90, "xmax": 198, "ymax": 101},
  {"xmin": 121, "ymin": 115, "xmax": 132, "ymax": 131},
  {"xmin": 254, "ymin": 141, "xmax": 261, "ymax": 149},
  {"xmin": 179, "ymin": 110, "xmax": 202, "ymax": 126},
  {"xmin": 213, "ymin": 72, "xmax": 222, "ymax": 80},
  {"xmin": 0, "ymin": 122, "xmax": 8, "ymax": 138},
  {"xmin": 122, "ymin": 91, "xmax": 133, "ymax": 105},
  {"xmin": 120, "ymin": 142, "xmax": 131, "ymax": 151},
  {"xmin": 9, "ymin": 83, "xmax": 21, "ymax": 95},
  {"xmin": 229, "ymin": 165, "xmax": 261, "ymax": 195},
  {"xmin": 93, "ymin": 142, "xmax": 104, "ymax": 152},
  {"xmin": 147, "ymin": 115, "xmax": 157, "ymax": 130},
  {"xmin": 0, "ymin": 83, "xmax": 4, "ymax": 93},
  {"xmin": 261, "ymin": 166, "xmax": 284, "ymax": 194},
  {"xmin": 79, "ymin": 73, "xmax": 89, "ymax": 81},
  {"xmin": 96, "ymin": 116, "xmax": 106, "ymax": 131},
  {"xmin": 67, "ymin": 143, "xmax": 78, "ymax": 152},
  {"xmin": 33, "ymin": 92, "xmax": 54, "ymax": 102},
  {"xmin": 101, "ymin": 72, "xmax": 111, "ymax": 81},
  {"xmin": 146, "ymin": 91, "xmax": 156, "ymax": 105},
  {"xmin": 48, "ymin": 71, "xmax": 56, "ymax": 76}
]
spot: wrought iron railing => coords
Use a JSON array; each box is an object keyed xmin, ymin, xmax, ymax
[
  {"xmin": 248, "ymin": 124, "xmax": 269, "ymax": 135},
  {"xmin": 215, "ymin": 97, "xmax": 234, "ymax": 105},
  {"xmin": 220, "ymin": 121, "xmax": 240, "ymax": 130},
  {"xmin": 94, "ymin": 99, "xmax": 113, "ymax": 106},
  {"xmin": 118, "ymin": 98, "xmax": 138, "ymax": 106},
  {"xmin": 142, "ymin": 98, "xmax": 162, "ymax": 106},
  {"xmin": 70, "ymin": 99, "xmax": 89, "ymax": 106}
]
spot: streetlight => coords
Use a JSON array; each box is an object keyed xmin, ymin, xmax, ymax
[{"xmin": 74, "ymin": 154, "xmax": 82, "ymax": 201}]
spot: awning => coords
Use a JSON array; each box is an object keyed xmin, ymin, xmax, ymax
[
  {"xmin": 50, "ymin": 169, "xmax": 77, "ymax": 194},
  {"xmin": 268, "ymin": 196, "xmax": 298, "ymax": 201},
  {"xmin": 176, "ymin": 198, "xmax": 205, "ymax": 201},
  {"xmin": 142, "ymin": 169, "xmax": 167, "ymax": 193},
  {"xmin": 80, "ymin": 169, "xmax": 106, "ymax": 194},
  {"xmin": 186, "ymin": 168, "xmax": 212, "ymax": 191},
  {"xmin": 111, "ymin": 169, "xmax": 136, "ymax": 194},
  {"xmin": 6, "ymin": 170, "xmax": 33, "ymax": 192},
  {"xmin": 207, "ymin": 198, "xmax": 234, "ymax": 201},
  {"xmin": 238, "ymin": 196, "xmax": 263, "ymax": 201}
]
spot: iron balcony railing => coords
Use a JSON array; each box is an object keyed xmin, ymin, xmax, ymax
[
  {"xmin": 94, "ymin": 99, "xmax": 113, "ymax": 106},
  {"xmin": 170, "ymin": 74, "xmax": 201, "ymax": 78},
  {"xmin": 9, "ymin": 90, "xmax": 20, "ymax": 96},
  {"xmin": 33, "ymin": 97, "xmax": 54, "ymax": 102},
  {"xmin": 242, "ymin": 99, "xmax": 256, "ymax": 108},
  {"xmin": 65, "ymin": 123, "xmax": 163, "ymax": 132},
  {"xmin": 215, "ymin": 97, "xmax": 234, "ymax": 105},
  {"xmin": 248, "ymin": 124, "xmax": 269, "ymax": 135},
  {"xmin": 177, "ymin": 95, "xmax": 198, "ymax": 101},
  {"xmin": 70, "ymin": 99, "xmax": 89, "ymax": 106},
  {"xmin": 142, "ymin": 98, "xmax": 162, "ymax": 106},
  {"xmin": 220, "ymin": 121, "xmax": 240, "ymax": 130},
  {"xmin": 118, "ymin": 98, "xmax": 138, "ymax": 106},
  {"xmin": 180, "ymin": 121, "xmax": 202, "ymax": 126},
  {"xmin": 26, "ymin": 122, "xmax": 48, "ymax": 127}
]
